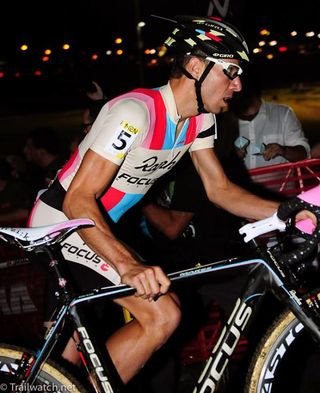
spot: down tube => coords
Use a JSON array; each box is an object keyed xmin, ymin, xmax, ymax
[
  {"xmin": 69, "ymin": 304, "xmax": 124, "ymax": 393},
  {"xmin": 193, "ymin": 265, "xmax": 266, "ymax": 393}
]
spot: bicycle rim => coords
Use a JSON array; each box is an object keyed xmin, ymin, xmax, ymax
[
  {"xmin": 245, "ymin": 309, "xmax": 320, "ymax": 393},
  {"xmin": 0, "ymin": 344, "xmax": 87, "ymax": 392}
]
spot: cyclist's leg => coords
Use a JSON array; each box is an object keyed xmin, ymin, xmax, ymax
[
  {"xmin": 29, "ymin": 200, "xmax": 181, "ymax": 384},
  {"xmin": 106, "ymin": 292, "xmax": 181, "ymax": 384},
  {"xmin": 61, "ymin": 278, "xmax": 181, "ymax": 383}
]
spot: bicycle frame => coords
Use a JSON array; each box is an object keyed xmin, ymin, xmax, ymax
[{"xmin": 18, "ymin": 240, "xmax": 320, "ymax": 393}]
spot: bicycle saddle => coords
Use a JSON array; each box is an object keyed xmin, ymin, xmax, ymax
[{"xmin": 0, "ymin": 218, "xmax": 94, "ymax": 249}]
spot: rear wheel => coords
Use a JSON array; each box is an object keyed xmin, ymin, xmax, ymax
[
  {"xmin": 0, "ymin": 344, "xmax": 87, "ymax": 392},
  {"xmin": 245, "ymin": 310, "xmax": 320, "ymax": 393}
]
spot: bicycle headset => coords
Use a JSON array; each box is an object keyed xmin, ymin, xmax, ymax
[{"xmin": 161, "ymin": 15, "xmax": 250, "ymax": 114}]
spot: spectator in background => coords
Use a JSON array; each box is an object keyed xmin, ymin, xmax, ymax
[
  {"xmin": 0, "ymin": 158, "xmax": 32, "ymax": 225},
  {"xmin": 6, "ymin": 154, "xmax": 28, "ymax": 180},
  {"xmin": 24, "ymin": 127, "xmax": 66, "ymax": 191},
  {"xmin": 69, "ymin": 77, "xmax": 108, "ymax": 156},
  {"xmin": 84, "ymin": 80, "xmax": 106, "ymax": 101},
  {"xmin": 220, "ymin": 69, "xmax": 310, "ymax": 170}
]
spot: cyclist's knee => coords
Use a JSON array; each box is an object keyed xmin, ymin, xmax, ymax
[
  {"xmin": 144, "ymin": 297, "xmax": 181, "ymax": 348},
  {"xmin": 118, "ymin": 293, "xmax": 181, "ymax": 346}
]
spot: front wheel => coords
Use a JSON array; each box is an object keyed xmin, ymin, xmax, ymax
[
  {"xmin": 245, "ymin": 309, "xmax": 320, "ymax": 393},
  {"xmin": 0, "ymin": 344, "xmax": 87, "ymax": 393}
]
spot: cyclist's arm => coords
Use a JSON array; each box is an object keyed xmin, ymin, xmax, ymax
[
  {"xmin": 142, "ymin": 203, "xmax": 193, "ymax": 239},
  {"xmin": 63, "ymin": 149, "xmax": 170, "ymax": 297},
  {"xmin": 190, "ymin": 147, "xmax": 279, "ymax": 220}
]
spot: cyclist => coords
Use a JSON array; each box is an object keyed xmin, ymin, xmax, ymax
[{"xmin": 28, "ymin": 16, "xmax": 280, "ymax": 385}]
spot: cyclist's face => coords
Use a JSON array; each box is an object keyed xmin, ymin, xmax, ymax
[{"xmin": 201, "ymin": 59, "xmax": 242, "ymax": 114}]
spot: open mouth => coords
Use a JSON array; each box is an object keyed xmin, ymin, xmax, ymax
[{"xmin": 223, "ymin": 97, "xmax": 232, "ymax": 104}]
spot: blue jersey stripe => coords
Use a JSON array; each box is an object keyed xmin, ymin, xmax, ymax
[{"xmin": 108, "ymin": 193, "xmax": 145, "ymax": 222}]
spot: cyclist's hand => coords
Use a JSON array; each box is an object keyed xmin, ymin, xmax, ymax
[
  {"xmin": 121, "ymin": 264, "xmax": 171, "ymax": 301},
  {"xmin": 296, "ymin": 210, "xmax": 317, "ymax": 225}
]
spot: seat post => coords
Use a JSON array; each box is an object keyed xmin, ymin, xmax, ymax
[{"xmin": 39, "ymin": 244, "xmax": 74, "ymax": 301}]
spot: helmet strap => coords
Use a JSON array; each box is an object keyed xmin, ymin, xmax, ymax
[{"xmin": 177, "ymin": 62, "xmax": 214, "ymax": 114}]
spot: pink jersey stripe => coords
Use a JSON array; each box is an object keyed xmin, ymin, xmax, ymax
[
  {"xmin": 185, "ymin": 117, "xmax": 197, "ymax": 144},
  {"xmin": 27, "ymin": 197, "xmax": 41, "ymax": 227},
  {"xmin": 108, "ymin": 88, "xmax": 167, "ymax": 150},
  {"xmin": 108, "ymin": 90, "xmax": 153, "ymax": 107},
  {"xmin": 134, "ymin": 89, "xmax": 166, "ymax": 149},
  {"xmin": 108, "ymin": 90, "xmax": 156, "ymax": 149},
  {"xmin": 58, "ymin": 148, "xmax": 81, "ymax": 182},
  {"xmin": 146, "ymin": 90, "xmax": 166, "ymax": 149},
  {"xmin": 100, "ymin": 187, "xmax": 125, "ymax": 211}
]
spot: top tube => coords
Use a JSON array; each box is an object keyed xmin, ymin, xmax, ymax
[{"xmin": 69, "ymin": 256, "xmax": 281, "ymax": 308}]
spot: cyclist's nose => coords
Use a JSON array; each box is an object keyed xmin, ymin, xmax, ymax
[{"xmin": 231, "ymin": 77, "xmax": 242, "ymax": 92}]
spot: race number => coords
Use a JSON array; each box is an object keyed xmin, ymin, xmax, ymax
[{"xmin": 105, "ymin": 120, "xmax": 140, "ymax": 159}]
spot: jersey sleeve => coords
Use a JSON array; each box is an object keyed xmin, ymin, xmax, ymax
[
  {"xmin": 189, "ymin": 113, "xmax": 216, "ymax": 152},
  {"xmin": 89, "ymin": 98, "xmax": 149, "ymax": 165}
]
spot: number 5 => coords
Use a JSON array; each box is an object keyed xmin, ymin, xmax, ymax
[{"xmin": 112, "ymin": 130, "xmax": 132, "ymax": 150}]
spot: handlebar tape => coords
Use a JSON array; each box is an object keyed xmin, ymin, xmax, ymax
[{"xmin": 277, "ymin": 196, "xmax": 320, "ymax": 265}]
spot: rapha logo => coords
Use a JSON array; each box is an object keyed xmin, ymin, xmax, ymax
[
  {"xmin": 207, "ymin": 0, "xmax": 230, "ymax": 18},
  {"xmin": 135, "ymin": 152, "xmax": 181, "ymax": 173}
]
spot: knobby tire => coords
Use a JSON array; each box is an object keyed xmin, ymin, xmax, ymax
[
  {"xmin": 245, "ymin": 309, "xmax": 320, "ymax": 393},
  {"xmin": 0, "ymin": 344, "xmax": 87, "ymax": 393}
]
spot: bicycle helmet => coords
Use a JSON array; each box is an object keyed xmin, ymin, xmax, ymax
[{"xmin": 162, "ymin": 15, "xmax": 250, "ymax": 113}]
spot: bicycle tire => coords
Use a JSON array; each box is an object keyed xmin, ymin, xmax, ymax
[
  {"xmin": 245, "ymin": 309, "xmax": 320, "ymax": 393},
  {"xmin": 0, "ymin": 344, "xmax": 87, "ymax": 393}
]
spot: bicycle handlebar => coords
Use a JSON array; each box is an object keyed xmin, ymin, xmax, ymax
[
  {"xmin": 240, "ymin": 184, "xmax": 320, "ymax": 267},
  {"xmin": 277, "ymin": 196, "xmax": 320, "ymax": 265}
]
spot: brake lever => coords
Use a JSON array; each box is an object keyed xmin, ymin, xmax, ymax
[{"xmin": 239, "ymin": 213, "xmax": 286, "ymax": 242}]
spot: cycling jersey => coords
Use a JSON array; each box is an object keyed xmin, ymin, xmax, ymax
[{"xmin": 28, "ymin": 82, "xmax": 215, "ymax": 285}]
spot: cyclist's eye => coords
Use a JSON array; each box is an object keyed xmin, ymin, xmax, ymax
[{"xmin": 226, "ymin": 65, "xmax": 240, "ymax": 80}]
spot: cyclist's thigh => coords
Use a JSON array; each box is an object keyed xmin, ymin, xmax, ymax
[{"xmin": 29, "ymin": 199, "xmax": 121, "ymax": 319}]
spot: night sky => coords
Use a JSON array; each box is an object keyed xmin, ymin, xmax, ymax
[
  {"xmin": 0, "ymin": 0, "xmax": 318, "ymax": 131},
  {"xmin": 1, "ymin": 0, "xmax": 319, "ymax": 54},
  {"xmin": 0, "ymin": 0, "xmax": 319, "ymax": 104}
]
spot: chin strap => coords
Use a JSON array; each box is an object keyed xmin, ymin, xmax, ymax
[{"xmin": 178, "ymin": 62, "xmax": 214, "ymax": 114}]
